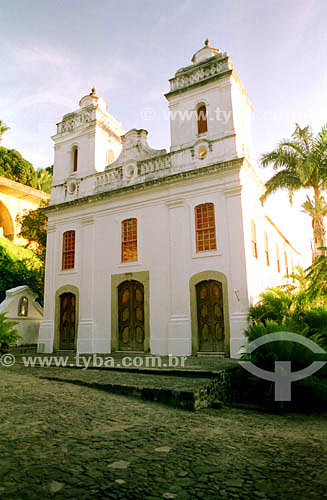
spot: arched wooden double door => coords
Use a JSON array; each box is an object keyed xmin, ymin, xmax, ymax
[
  {"xmin": 118, "ymin": 280, "xmax": 145, "ymax": 351},
  {"xmin": 196, "ymin": 280, "xmax": 225, "ymax": 352},
  {"xmin": 59, "ymin": 292, "xmax": 76, "ymax": 350}
]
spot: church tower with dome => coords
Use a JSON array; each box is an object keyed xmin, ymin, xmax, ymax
[{"xmin": 38, "ymin": 41, "xmax": 300, "ymax": 358}]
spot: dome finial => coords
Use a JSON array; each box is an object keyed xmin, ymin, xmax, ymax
[
  {"xmin": 90, "ymin": 87, "xmax": 97, "ymax": 96},
  {"xmin": 204, "ymin": 38, "xmax": 210, "ymax": 47}
]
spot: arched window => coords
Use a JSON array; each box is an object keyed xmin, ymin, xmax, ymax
[
  {"xmin": 276, "ymin": 243, "xmax": 280, "ymax": 273},
  {"xmin": 195, "ymin": 203, "xmax": 217, "ymax": 252},
  {"xmin": 62, "ymin": 230, "xmax": 75, "ymax": 270},
  {"xmin": 121, "ymin": 219, "xmax": 137, "ymax": 262},
  {"xmin": 197, "ymin": 104, "xmax": 208, "ymax": 134},
  {"xmin": 73, "ymin": 147, "xmax": 78, "ymax": 172},
  {"xmin": 251, "ymin": 220, "xmax": 257, "ymax": 259},
  {"xmin": 18, "ymin": 296, "xmax": 28, "ymax": 317},
  {"xmin": 284, "ymin": 251, "xmax": 289, "ymax": 277},
  {"xmin": 264, "ymin": 232, "xmax": 269, "ymax": 266}
]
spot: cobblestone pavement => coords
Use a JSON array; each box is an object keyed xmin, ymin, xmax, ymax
[{"xmin": 1, "ymin": 365, "xmax": 327, "ymax": 500}]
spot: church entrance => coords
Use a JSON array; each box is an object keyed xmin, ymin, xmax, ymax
[
  {"xmin": 59, "ymin": 292, "xmax": 76, "ymax": 350},
  {"xmin": 118, "ymin": 280, "xmax": 145, "ymax": 351},
  {"xmin": 196, "ymin": 280, "xmax": 225, "ymax": 352}
]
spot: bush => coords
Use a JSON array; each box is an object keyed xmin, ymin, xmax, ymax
[
  {"xmin": 0, "ymin": 237, "xmax": 44, "ymax": 304},
  {"xmin": 0, "ymin": 312, "xmax": 20, "ymax": 348},
  {"xmin": 241, "ymin": 321, "xmax": 327, "ymax": 408}
]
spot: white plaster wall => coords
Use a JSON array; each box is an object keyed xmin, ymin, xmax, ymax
[
  {"xmin": 52, "ymin": 128, "xmax": 96, "ymax": 186},
  {"xmin": 40, "ymin": 170, "xmax": 250, "ymax": 358},
  {"xmin": 240, "ymin": 166, "xmax": 302, "ymax": 305},
  {"xmin": 0, "ymin": 286, "xmax": 43, "ymax": 345},
  {"xmin": 167, "ymin": 77, "xmax": 237, "ymax": 152},
  {"xmin": 230, "ymin": 78, "xmax": 253, "ymax": 162}
]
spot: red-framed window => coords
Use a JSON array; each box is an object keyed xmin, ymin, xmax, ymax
[
  {"xmin": 62, "ymin": 230, "xmax": 75, "ymax": 270},
  {"xmin": 264, "ymin": 232, "xmax": 270, "ymax": 266},
  {"xmin": 284, "ymin": 251, "xmax": 289, "ymax": 277},
  {"xmin": 73, "ymin": 148, "xmax": 78, "ymax": 172},
  {"xmin": 251, "ymin": 220, "xmax": 258, "ymax": 259},
  {"xmin": 197, "ymin": 105, "xmax": 208, "ymax": 134},
  {"xmin": 121, "ymin": 218, "xmax": 137, "ymax": 262},
  {"xmin": 276, "ymin": 243, "xmax": 280, "ymax": 273},
  {"xmin": 195, "ymin": 203, "xmax": 217, "ymax": 252}
]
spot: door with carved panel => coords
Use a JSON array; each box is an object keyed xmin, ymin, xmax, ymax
[
  {"xmin": 59, "ymin": 293, "xmax": 76, "ymax": 350},
  {"xmin": 196, "ymin": 280, "xmax": 225, "ymax": 352},
  {"xmin": 118, "ymin": 280, "xmax": 145, "ymax": 351}
]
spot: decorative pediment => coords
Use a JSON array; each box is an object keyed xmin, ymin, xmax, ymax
[{"xmin": 107, "ymin": 129, "xmax": 166, "ymax": 168}]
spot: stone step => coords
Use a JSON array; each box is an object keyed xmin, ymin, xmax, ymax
[{"xmin": 25, "ymin": 366, "xmax": 235, "ymax": 411}]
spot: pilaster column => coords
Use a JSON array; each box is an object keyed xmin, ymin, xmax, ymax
[
  {"xmin": 224, "ymin": 185, "xmax": 249, "ymax": 357},
  {"xmin": 38, "ymin": 223, "xmax": 57, "ymax": 353},
  {"xmin": 77, "ymin": 217, "xmax": 95, "ymax": 353},
  {"xmin": 166, "ymin": 199, "xmax": 191, "ymax": 356}
]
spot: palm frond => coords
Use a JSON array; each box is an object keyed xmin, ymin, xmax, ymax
[{"xmin": 260, "ymin": 169, "xmax": 301, "ymax": 204}]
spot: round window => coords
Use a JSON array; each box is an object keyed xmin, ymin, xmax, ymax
[{"xmin": 198, "ymin": 146, "xmax": 207, "ymax": 159}]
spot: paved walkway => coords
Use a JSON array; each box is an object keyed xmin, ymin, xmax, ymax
[{"xmin": 1, "ymin": 364, "xmax": 327, "ymax": 500}]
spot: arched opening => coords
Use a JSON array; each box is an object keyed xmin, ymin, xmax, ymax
[
  {"xmin": 59, "ymin": 292, "xmax": 76, "ymax": 350},
  {"xmin": 73, "ymin": 147, "xmax": 78, "ymax": 172},
  {"xmin": 0, "ymin": 201, "xmax": 15, "ymax": 241},
  {"xmin": 54, "ymin": 285, "xmax": 79, "ymax": 351},
  {"xmin": 196, "ymin": 280, "xmax": 225, "ymax": 352},
  {"xmin": 18, "ymin": 296, "xmax": 29, "ymax": 317},
  {"xmin": 118, "ymin": 280, "xmax": 144, "ymax": 351},
  {"xmin": 190, "ymin": 271, "xmax": 230, "ymax": 356},
  {"xmin": 197, "ymin": 104, "xmax": 208, "ymax": 134},
  {"xmin": 111, "ymin": 271, "xmax": 150, "ymax": 353}
]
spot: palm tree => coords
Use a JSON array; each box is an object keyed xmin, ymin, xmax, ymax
[
  {"xmin": 32, "ymin": 168, "xmax": 53, "ymax": 193},
  {"xmin": 0, "ymin": 120, "xmax": 10, "ymax": 145},
  {"xmin": 260, "ymin": 123, "xmax": 327, "ymax": 261}
]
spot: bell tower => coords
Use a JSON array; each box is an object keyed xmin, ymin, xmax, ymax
[
  {"xmin": 51, "ymin": 88, "xmax": 124, "ymax": 188},
  {"xmin": 165, "ymin": 40, "xmax": 253, "ymax": 162}
]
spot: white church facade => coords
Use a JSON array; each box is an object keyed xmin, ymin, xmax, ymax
[{"xmin": 38, "ymin": 41, "xmax": 300, "ymax": 358}]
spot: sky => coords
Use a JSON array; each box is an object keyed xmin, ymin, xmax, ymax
[{"xmin": 1, "ymin": 0, "xmax": 327, "ymax": 263}]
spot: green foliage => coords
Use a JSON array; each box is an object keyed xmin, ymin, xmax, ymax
[
  {"xmin": 0, "ymin": 144, "xmax": 53, "ymax": 193},
  {"xmin": 0, "ymin": 237, "xmax": 44, "ymax": 304},
  {"xmin": 248, "ymin": 288, "xmax": 292, "ymax": 325},
  {"xmin": 241, "ymin": 320, "xmax": 327, "ymax": 408},
  {"xmin": 0, "ymin": 120, "xmax": 10, "ymax": 141},
  {"xmin": 247, "ymin": 287, "xmax": 327, "ymax": 343},
  {"xmin": 0, "ymin": 312, "xmax": 20, "ymax": 346},
  {"xmin": 242, "ymin": 269, "xmax": 327, "ymax": 407},
  {"xmin": 0, "ymin": 147, "xmax": 36, "ymax": 186},
  {"xmin": 260, "ymin": 123, "xmax": 327, "ymax": 260},
  {"xmin": 31, "ymin": 166, "xmax": 53, "ymax": 193},
  {"xmin": 16, "ymin": 202, "xmax": 48, "ymax": 261},
  {"xmin": 305, "ymin": 253, "xmax": 327, "ymax": 301}
]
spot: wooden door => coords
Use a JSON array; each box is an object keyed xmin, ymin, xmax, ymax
[
  {"xmin": 59, "ymin": 293, "xmax": 76, "ymax": 350},
  {"xmin": 118, "ymin": 280, "xmax": 145, "ymax": 351},
  {"xmin": 196, "ymin": 280, "xmax": 225, "ymax": 352}
]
